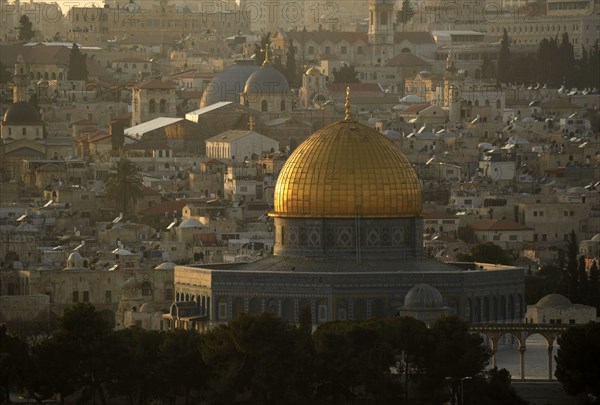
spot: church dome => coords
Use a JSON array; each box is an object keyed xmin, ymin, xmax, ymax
[
  {"xmin": 272, "ymin": 120, "xmax": 422, "ymax": 218},
  {"xmin": 3, "ymin": 102, "xmax": 42, "ymax": 124},
  {"xmin": 536, "ymin": 293, "xmax": 572, "ymax": 308},
  {"xmin": 243, "ymin": 61, "xmax": 289, "ymax": 95},
  {"xmin": 306, "ymin": 67, "xmax": 321, "ymax": 76},
  {"xmin": 404, "ymin": 284, "xmax": 444, "ymax": 309},
  {"xmin": 200, "ymin": 59, "xmax": 259, "ymax": 107}
]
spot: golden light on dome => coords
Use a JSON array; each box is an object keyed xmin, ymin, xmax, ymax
[{"xmin": 272, "ymin": 121, "xmax": 422, "ymax": 218}]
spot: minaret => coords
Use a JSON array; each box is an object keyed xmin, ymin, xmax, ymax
[
  {"xmin": 13, "ymin": 55, "xmax": 29, "ymax": 103},
  {"xmin": 444, "ymin": 50, "xmax": 462, "ymax": 124},
  {"xmin": 368, "ymin": 0, "xmax": 394, "ymax": 64}
]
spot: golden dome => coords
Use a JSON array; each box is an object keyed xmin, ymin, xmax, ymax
[
  {"xmin": 272, "ymin": 120, "xmax": 422, "ymax": 218},
  {"xmin": 306, "ymin": 67, "xmax": 321, "ymax": 76}
]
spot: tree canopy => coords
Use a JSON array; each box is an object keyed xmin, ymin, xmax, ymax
[
  {"xmin": 2, "ymin": 306, "xmax": 527, "ymax": 405},
  {"xmin": 105, "ymin": 158, "xmax": 144, "ymax": 216},
  {"xmin": 67, "ymin": 42, "xmax": 88, "ymax": 81},
  {"xmin": 555, "ymin": 322, "xmax": 600, "ymax": 404},
  {"xmin": 18, "ymin": 15, "xmax": 34, "ymax": 42},
  {"xmin": 332, "ymin": 64, "xmax": 360, "ymax": 83}
]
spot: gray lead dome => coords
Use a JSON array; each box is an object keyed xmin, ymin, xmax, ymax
[{"xmin": 404, "ymin": 284, "xmax": 445, "ymax": 309}]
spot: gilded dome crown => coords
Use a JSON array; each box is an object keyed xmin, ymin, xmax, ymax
[{"xmin": 272, "ymin": 120, "xmax": 422, "ymax": 218}]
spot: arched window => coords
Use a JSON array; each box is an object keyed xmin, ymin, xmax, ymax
[
  {"xmin": 159, "ymin": 99, "xmax": 167, "ymax": 113},
  {"xmin": 58, "ymin": 72, "xmax": 63, "ymax": 80},
  {"xmin": 51, "ymin": 72, "xmax": 56, "ymax": 80},
  {"xmin": 44, "ymin": 72, "xmax": 49, "ymax": 80},
  {"xmin": 149, "ymin": 99, "xmax": 156, "ymax": 113},
  {"xmin": 261, "ymin": 99, "xmax": 268, "ymax": 112},
  {"xmin": 496, "ymin": 99, "xmax": 501, "ymax": 109},
  {"xmin": 280, "ymin": 99, "xmax": 286, "ymax": 111},
  {"xmin": 141, "ymin": 281, "xmax": 152, "ymax": 296},
  {"xmin": 36, "ymin": 72, "xmax": 41, "ymax": 80}
]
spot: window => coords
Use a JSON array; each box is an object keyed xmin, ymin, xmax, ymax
[
  {"xmin": 357, "ymin": 46, "xmax": 363, "ymax": 55},
  {"xmin": 105, "ymin": 290, "xmax": 112, "ymax": 303},
  {"xmin": 218, "ymin": 302, "xmax": 228, "ymax": 320},
  {"xmin": 539, "ymin": 211, "xmax": 544, "ymax": 217},
  {"xmin": 159, "ymin": 99, "xmax": 167, "ymax": 113},
  {"xmin": 533, "ymin": 211, "xmax": 538, "ymax": 217},
  {"xmin": 141, "ymin": 281, "xmax": 152, "ymax": 296},
  {"xmin": 493, "ymin": 234, "xmax": 501, "ymax": 241},
  {"xmin": 569, "ymin": 319, "xmax": 575, "ymax": 324},
  {"xmin": 72, "ymin": 291, "xmax": 79, "ymax": 302},
  {"xmin": 318, "ymin": 303, "xmax": 327, "ymax": 322},
  {"xmin": 509, "ymin": 235, "xmax": 517, "ymax": 241},
  {"xmin": 542, "ymin": 234, "xmax": 547, "ymax": 241},
  {"xmin": 83, "ymin": 291, "xmax": 90, "ymax": 302},
  {"xmin": 325, "ymin": 46, "xmax": 330, "ymax": 54},
  {"xmin": 22, "ymin": 128, "xmax": 26, "ymax": 136},
  {"xmin": 308, "ymin": 46, "xmax": 314, "ymax": 54},
  {"xmin": 240, "ymin": 186, "xmax": 248, "ymax": 192},
  {"xmin": 261, "ymin": 100, "xmax": 268, "ymax": 112},
  {"xmin": 280, "ymin": 99, "xmax": 286, "ymax": 111},
  {"xmin": 533, "ymin": 234, "xmax": 538, "ymax": 242},
  {"xmin": 570, "ymin": 211, "xmax": 574, "ymax": 216},
  {"xmin": 149, "ymin": 99, "xmax": 156, "ymax": 113},
  {"xmin": 341, "ymin": 46, "xmax": 347, "ymax": 54}
]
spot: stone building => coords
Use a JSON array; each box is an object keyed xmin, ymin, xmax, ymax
[
  {"xmin": 526, "ymin": 293, "xmax": 597, "ymax": 324},
  {"xmin": 131, "ymin": 79, "xmax": 177, "ymax": 126},
  {"xmin": 167, "ymin": 94, "xmax": 525, "ymax": 330}
]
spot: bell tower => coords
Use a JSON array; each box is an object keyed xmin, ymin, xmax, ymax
[
  {"xmin": 368, "ymin": 0, "xmax": 395, "ymax": 64},
  {"xmin": 13, "ymin": 55, "xmax": 29, "ymax": 103}
]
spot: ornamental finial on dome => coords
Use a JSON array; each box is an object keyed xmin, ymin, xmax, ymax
[
  {"xmin": 345, "ymin": 87, "xmax": 351, "ymax": 121},
  {"xmin": 262, "ymin": 43, "xmax": 271, "ymax": 66}
]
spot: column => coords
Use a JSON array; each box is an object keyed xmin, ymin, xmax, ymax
[
  {"xmin": 547, "ymin": 344, "xmax": 553, "ymax": 381},
  {"xmin": 491, "ymin": 339, "xmax": 497, "ymax": 369},
  {"xmin": 519, "ymin": 345, "xmax": 526, "ymax": 381}
]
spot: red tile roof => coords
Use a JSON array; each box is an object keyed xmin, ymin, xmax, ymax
[{"xmin": 134, "ymin": 79, "xmax": 177, "ymax": 90}]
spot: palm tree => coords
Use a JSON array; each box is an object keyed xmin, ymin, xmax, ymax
[{"xmin": 105, "ymin": 158, "xmax": 144, "ymax": 216}]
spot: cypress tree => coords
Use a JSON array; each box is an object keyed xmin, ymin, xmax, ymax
[
  {"xmin": 67, "ymin": 43, "xmax": 88, "ymax": 81},
  {"xmin": 498, "ymin": 29, "xmax": 511, "ymax": 83}
]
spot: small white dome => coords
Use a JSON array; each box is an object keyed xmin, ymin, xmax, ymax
[
  {"xmin": 591, "ymin": 234, "xmax": 600, "ymax": 242},
  {"xmin": 154, "ymin": 262, "xmax": 176, "ymax": 270},
  {"xmin": 536, "ymin": 293, "xmax": 572, "ymax": 308}
]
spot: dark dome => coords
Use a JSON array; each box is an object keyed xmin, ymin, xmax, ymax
[
  {"xmin": 200, "ymin": 59, "xmax": 259, "ymax": 107},
  {"xmin": 243, "ymin": 61, "xmax": 289, "ymax": 95},
  {"xmin": 3, "ymin": 102, "xmax": 42, "ymax": 124},
  {"xmin": 404, "ymin": 284, "xmax": 444, "ymax": 309}
]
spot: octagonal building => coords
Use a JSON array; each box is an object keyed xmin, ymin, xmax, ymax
[{"xmin": 169, "ymin": 111, "xmax": 525, "ymax": 329}]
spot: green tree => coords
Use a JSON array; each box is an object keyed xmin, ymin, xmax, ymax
[
  {"xmin": 457, "ymin": 225, "xmax": 475, "ymax": 243},
  {"xmin": 332, "ymin": 64, "xmax": 360, "ymax": 83},
  {"xmin": 480, "ymin": 54, "xmax": 496, "ymax": 80},
  {"xmin": 498, "ymin": 29, "xmax": 511, "ymax": 83},
  {"xmin": 160, "ymin": 329, "xmax": 209, "ymax": 405},
  {"xmin": 464, "ymin": 368, "xmax": 528, "ymax": 405},
  {"xmin": 396, "ymin": 0, "xmax": 415, "ymax": 26},
  {"xmin": 106, "ymin": 328, "xmax": 165, "ymax": 405},
  {"xmin": 105, "ymin": 158, "xmax": 144, "ymax": 216},
  {"xmin": 284, "ymin": 39, "xmax": 299, "ymax": 86},
  {"xmin": 202, "ymin": 313, "xmax": 302, "ymax": 404},
  {"xmin": 469, "ymin": 242, "xmax": 512, "ymax": 265},
  {"xmin": 566, "ymin": 231, "xmax": 579, "ymax": 301},
  {"xmin": 422, "ymin": 316, "xmax": 490, "ymax": 400},
  {"xmin": 52, "ymin": 304, "xmax": 113, "ymax": 405},
  {"xmin": 18, "ymin": 15, "xmax": 34, "ymax": 41},
  {"xmin": 0, "ymin": 325, "xmax": 29, "ymax": 404},
  {"xmin": 27, "ymin": 338, "xmax": 77, "ymax": 404},
  {"xmin": 558, "ymin": 32, "xmax": 576, "ymax": 87},
  {"xmin": 67, "ymin": 42, "xmax": 88, "ymax": 81},
  {"xmin": 555, "ymin": 322, "xmax": 600, "ymax": 404},
  {"xmin": 588, "ymin": 260, "xmax": 599, "ymax": 310}
]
